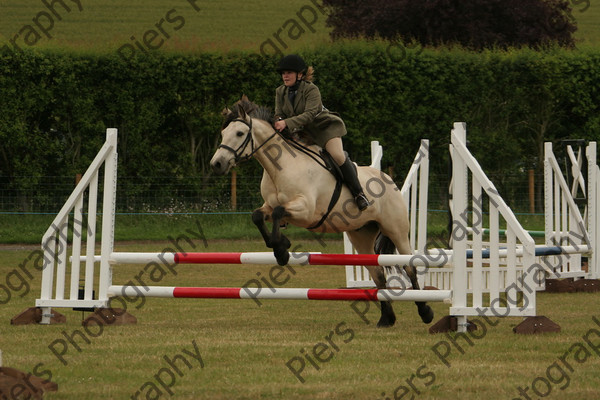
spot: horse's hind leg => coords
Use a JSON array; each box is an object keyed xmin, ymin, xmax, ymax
[
  {"xmin": 368, "ymin": 266, "xmax": 397, "ymax": 328},
  {"xmin": 347, "ymin": 227, "xmax": 396, "ymax": 328},
  {"xmin": 403, "ymin": 264, "xmax": 434, "ymax": 324},
  {"xmin": 378, "ymin": 232, "xmax": 434, "ymax": 324}
]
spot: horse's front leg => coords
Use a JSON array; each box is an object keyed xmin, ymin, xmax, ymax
[
  {"xmin": 270, "ymin": 206, "xmax": 291, "ymax": 265},
  {"xmin": 251, "ymin": 205, "xmax": 291, "ymax": 265},
  {"xmin": 252, "ymin": 205, "xmax": 274, "ymax": 248}
]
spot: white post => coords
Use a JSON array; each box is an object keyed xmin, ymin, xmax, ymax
[
  {"xmin": 417, "ymin": 140, "xmax": 429, "ymax": 255},
  {"xmin": 69, "ymin": 195, "xmax": 84, "ymax": 300},
  {"xmin": 55, "ymin": 217, "xmax": 69, "ymax": 300},
  {"xmin": 588, "ymin": 142, "xmax": 599, "ymax": 278},
  {"xmin": 85, "ymin": 173, "xmax": 99, "ymax": 300},
  {"xmin": 451, "ymin": 122, "xmax": 468, "ymax": 332},
  {"xmin": 544, "ymin": 142, "xmax": 554, "ymax": 249},
  {"xmin": 400, "ymin": 139, "xmax": 430, "ymax": 256},
  {"xmin": 344, "ymin": 233, "xmax": 364, "ymax": 286},
  {"xmin": 98, "ymin": 129, "xmax": 118, "ymax": 303},
  {"xmin": 370, "ymin": 140, "xmax": 382, "ymax": 170},
  {"xmin": 471, "ymin": 179, "xmax": 483, "ymax": 309}
]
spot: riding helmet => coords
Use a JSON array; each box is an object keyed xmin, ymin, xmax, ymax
[{"xmin": 276, "ymin": 54, "xmax": 307, "ymax": 73}]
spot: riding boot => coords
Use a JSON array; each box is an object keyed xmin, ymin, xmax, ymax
[{"xmin": 339, "ymin": 156, "xmax": 370, "ymax": 211}]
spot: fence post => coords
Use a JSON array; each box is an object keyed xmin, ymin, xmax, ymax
[
  {"xmin": 231, "ymin": 169, "xmax": 237, "ymax": 210},
  {"xmin": 528, "ymin": 169, "xmax": 535, "ymax": 214}
]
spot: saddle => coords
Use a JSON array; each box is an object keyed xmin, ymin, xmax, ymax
[
  {"xmin": 280, "ymin": 129, "xmax": 343, "ymax": 179},
  {"xmin": 319, "ymin": 149, "xmax": 344, "ymax": 181}
]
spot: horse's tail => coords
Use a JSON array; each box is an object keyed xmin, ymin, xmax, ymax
[{"xmin": 374, "ymin": 233, "xmax": 402, "ymax": 276}]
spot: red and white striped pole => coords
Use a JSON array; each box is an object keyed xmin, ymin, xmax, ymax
[
  {"xmin": 107, "ymin": 251, "xmax": 450, "ymax": 267},
  {"xmin": 108, "ymin": 285, "xmax": 452, "ymax": 302}
]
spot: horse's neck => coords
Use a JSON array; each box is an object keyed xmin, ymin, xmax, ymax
[{"xmin": 252, "ymin": 123, "xmax": 317, "ymax": 182}]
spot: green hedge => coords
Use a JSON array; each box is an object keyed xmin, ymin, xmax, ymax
[{"xmin": 1, "ymin": 44, "xmax": 599, "ymax": 212}]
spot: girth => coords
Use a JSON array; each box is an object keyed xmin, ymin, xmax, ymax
[{"xmin": 305, "ymin": 150, "xmax": 345, "ymax": 230}]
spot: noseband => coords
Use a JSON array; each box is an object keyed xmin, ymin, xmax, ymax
[{"xmin": 219, "ymin": 117, "xmax": 278, "ymax": 164}]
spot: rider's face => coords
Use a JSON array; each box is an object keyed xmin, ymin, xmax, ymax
[{"xmin": 281, "ymin": 71, "xmax": 303, "ymax": 87}]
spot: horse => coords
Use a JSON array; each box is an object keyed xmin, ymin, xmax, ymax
[{"xmin": 209, "ymin": 98, "xmax": 433, "ymax": 327}]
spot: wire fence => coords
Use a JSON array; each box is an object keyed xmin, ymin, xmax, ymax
[{"xmin": 0, "ymin": 172, "xmax": 546, "ymax": 215}]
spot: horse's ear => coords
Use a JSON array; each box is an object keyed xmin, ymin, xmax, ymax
[
  {"xmin": 238, "ymin": 105, "xmax": 247, "ymax": 120},
  {"xmin": 222, "ymin": 107, "xmax": 232, "ymax": 117},
  {"xmin": 241, "ymin": 94, "xmax": 250, "ymax": 102}
]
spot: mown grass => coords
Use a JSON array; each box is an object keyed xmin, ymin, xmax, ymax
[
  {"xmin": 0, "ymin": 0, "xmax": 598, "ymax": 54},
  {"xmin": 0, "ymin": 0, "xmax": 331, "ymax": 54},
  {"xmin": 0, "ymin": 213, "xmax": 346, "ymax": 244},
  {"xmin": 573, "ymin": 1, "xmax": 600, "ymax": 46},
  {"xmin": 0, "ymin": 210, "xmax": 547, "ymax": 244},
  {"xmin": 1, "ymin": 239, "xmax": 599, "ymax": 399}
]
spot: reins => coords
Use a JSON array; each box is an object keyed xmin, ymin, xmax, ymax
[
  {"xmin": 220, "ymin": 115, "xmax": 344, "ymax": 231},
  {"xmin": 220, "ymin": 117, "xmax": 329, "ymax": 172},
  {"xmin": 282, "ymin": 134, "xmax": 328, "ymax": 170}
]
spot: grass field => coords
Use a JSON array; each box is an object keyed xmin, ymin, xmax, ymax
[
  {"xmin": 1, "ymin": 1, "xmax": 600, "ymax": 399},
  {"xmin": 0, "ymin": 210, "xmax": 547, "ymax": 244},
  {"xmin": 1, "ymin": 239, "xmax": 600, "ymax": 399},
  {"xmin": 0, "ymin": 0, "xmax": 331, "ymax": 54},
  {"xmin": 0, "ymin": 0, "xmax": 598, "ymax": 54}
]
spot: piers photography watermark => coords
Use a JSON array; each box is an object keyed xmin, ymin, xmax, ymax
[
  {"xmin": 4, "ymin": 220, "xmax": 208, "ymax": 400},
  {"xmin": 47, "ymin": 220, "xmax": 208, "ymax": 366},
  {"xmin": 130, "ymin": 340, "xmax": 204, "ymax": 400},
  {"xmin": 1, "ymin": 210, "xmax": 88, "ymax": 307},
  {"xmin": 513, "ymin": 316, "xmax": 600, "ymax": 400},
  {"xmin": 258, "ymin": 0, "xmax": 423, "ymax": 63},
  {"xmin": 1, "ymin": 0, "xmax": 84, "ymax": 53},
  {"xmin": 116, "ymin": 0, "xmax": 201, "ymax": 62}
]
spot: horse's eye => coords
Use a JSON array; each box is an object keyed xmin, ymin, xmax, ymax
[{"xmin": 237, "ymin": 131, "xmax": 244, "ymax": 137}]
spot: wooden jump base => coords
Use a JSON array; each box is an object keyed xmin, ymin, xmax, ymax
[{"xmin": 108, "ymin": 286, "xmax": 453, "ymax": 302}]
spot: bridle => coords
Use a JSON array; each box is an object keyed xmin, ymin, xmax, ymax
[{"xmin": 218, "ymin": 117, "xmax": 278, "ymax": 164}]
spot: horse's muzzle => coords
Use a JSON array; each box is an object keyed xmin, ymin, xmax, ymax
[{"xmin": 210, "ymin": 154, "xmax": 232, "ymax": 175}]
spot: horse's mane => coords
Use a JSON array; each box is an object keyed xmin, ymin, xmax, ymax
[{"xmin": 222, "ymin": 98, "xmax": 273, "ymax": 129}]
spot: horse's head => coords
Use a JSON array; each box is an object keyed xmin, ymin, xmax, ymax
[
  {"xmin": 211, "ymin": 97, "xmax": 275, "ymax": 175},
  {"xmin": 210, "ymin": 103, "xmax": 255, "ymax": 175}
]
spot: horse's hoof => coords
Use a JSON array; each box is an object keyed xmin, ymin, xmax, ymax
[
  {"xmin": 377, "ymin": 301, "xmax": 396, "ymax": 327},
  {"xmin": 418, "ymin": 305, "xmax": 434, "ymax": 324},
  {"xmin": 274, "ymin": 249, "xmax": 290, "ymax": 266},
  {"xmin": 376, "ymin": 315, "xmax": 396, "ymax": 328}
]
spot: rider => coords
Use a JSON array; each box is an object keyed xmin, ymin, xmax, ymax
[{"xmin": 273, "ymin": 54, "xmax": 370, "ymax": 211}]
